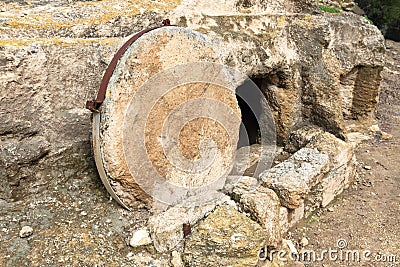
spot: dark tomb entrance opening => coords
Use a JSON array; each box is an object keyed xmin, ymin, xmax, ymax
[{"xmin": 236, "ymin": 79, "xmax": 263, "ymax": 148}]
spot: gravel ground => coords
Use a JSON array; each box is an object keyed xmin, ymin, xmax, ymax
[{"xmin": 0, "ymin": 167, "xmax": 160, "ymax": 266}]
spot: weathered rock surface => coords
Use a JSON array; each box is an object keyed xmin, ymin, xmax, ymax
[
  {"xmin": 129, "ymin": 228, "xmax": 152, "ymax": 247},
  {"xmin": 225, "ymin": 176, "xmax": 282, "ymax": 246},
  {"xmin": 0, "ymin": 0, "xmax": 384, "ymax": 206},
  {"xmin": 183, "ymin": 205, "xmax": 266, "ymax": 267},
  {"xmin": 279, "ymin": 202, "xmax": 305, "ymax": 235},
  {"xmin": 318, "ymin": 0, "xmax": 356, "ymax": 10},
  {"xmin": 0, "ymin": 1, "xmax": 385, "ymax": 265},
  {"xmin": 304, "ymin": 132, "xmax": 356, "ymax": 214},
  {"xmin": 285, "ymin": 125, "xmax": 325, "ymax": 153},
  {"xmin": 231, "ymin": 144, "xmax": 263, "ymax": 176},
  {"xmin": 306, "ymin": 132, "xmax": 354, "ymax": 169},
  {"xmin": 19, "ymin": 226, "xmax": 33, "ymax": 238},
  {"xmin": 0, "ymin": 0, "xmax": 171, "ymax": 39},
  {"xmin": 260, "ymin": 148, "xmax": 330, "ymax": 209},
  {"xmin": 223, "ymin": 175, "xmax": 260, "ymax": 195},
  {"xmin": 262, "ymin": 131, "xmax": 356, "ymax": 220},
  {"xmin": 148, "ymin": 192, "xmax": 231, "ymax": 252},
  {"xmin": 0, "ymin": 38, "xmax": 122, "ymax": 202},
  {"xmin": 183, "ymin": 8, "xmax": 385, "ymax": 144}
]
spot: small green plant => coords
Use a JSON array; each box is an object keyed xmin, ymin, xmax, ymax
[
  {"xmin": 364, "ymin": 15, "xmax": 374, "ymax": 25},
  {"xmin": 318, "ymin": 5, "xmax": 341, "ymax": 13}
]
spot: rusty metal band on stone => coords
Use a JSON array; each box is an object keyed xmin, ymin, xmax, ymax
[
  {"xmin": 183, "ymin": 223, "xmax": 192, "ymax": 238},
  {"xmin": 87, "ymin": 19, "xmax": 173, "ymax": 210},
  {"xmin": 85, "ymin": 19, "xmax": 173, "ymax": 112}
]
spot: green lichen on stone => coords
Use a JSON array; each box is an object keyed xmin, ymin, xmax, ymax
[{"xmin": 318, "ymin": 5, "xmax": 341, "ymax": 13}]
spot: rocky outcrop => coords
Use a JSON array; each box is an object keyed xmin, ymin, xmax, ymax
[
  {"xmin": 224, "ymin": 176, "xmax": 282, "ymax": 246},
  {"xmin": 260, "ymin": 148, "xmax": 330, "ymax": 209},
  {"xmin": 0, "ymin": 0, "xmax": 384, "ymax": 203},
  {"xmin": 148, "ymin": 192, "xmax": 231, "ymax": 252},
  {"xmin": 304, "ymin": 131, "xmax": 356, "ymax": 215},
  {"xmin": 0, "ymin": 39, "xmax": 123, "ymax": 201},
  {"xmin": 183, "ymin": 205, "xmax": 267, "ymax": 267},
  {"xmin": 136, "ymin": 129, "xmax": 357, "ymax": 265},
  {"xmin": 0, "ymin": 1, "xmax": 384, "ymax": 265},
  {"xmin": 172, "ymin": 1, "xmax": 385, "ymax": 143}
]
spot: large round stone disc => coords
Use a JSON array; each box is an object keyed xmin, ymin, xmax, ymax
[{"xmin": 99, "ymin": 27, "xmax": 242, "ymax": 208}]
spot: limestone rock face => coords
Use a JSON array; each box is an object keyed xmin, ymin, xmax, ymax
[
  {"xmin": 306, "ymin": 132, "xmax": 354, "ymax": 168},
  {"xmin": 285, "ymin": 125, "xmax": 325, "ymax": 153},
  {"xmin": 279, "ymin": 202, "xmax": 306, "ymax": 234},
  {"xmin": 183, "ymin": 205, "xmax": 266, "ymax": 267},
  {"xmin": 148, "ymin": 192, "xmax": 231, "ymax": 252},
  {"xmin": 318, "ymin": 0, "xmax": 356, "ymax": 11},
  {"xmin": 0, "ymin": 0, "xmax": 383, "ymax": 266},
  {"xmin": 177, "ymin": 9, "xmax": 385, "ymax": 143},
  {"xmin": 225, "ymin": 176, "xmax": 282, "ymax": 246},
  {"xmin": 260, "ymin": 131, "xmax": 356, "ymax": 227},
  {"xmin": 236, "ymin": 186, "xmax": 282, "ymax": 246},
  {"xmin": 304, "ymin": 132, "xmax": 356, "ymax": 214},
  {"xmin": 0, "ymin": 39, "xmax": 122, "ymax": 201},
  {"xmin": 260, "ymin": 148, "xmax": 330, "ymax": 209},
  {"xmin": 0, "ymin": 0, "xmax": 384, "ymax": 206}
]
